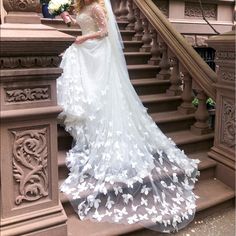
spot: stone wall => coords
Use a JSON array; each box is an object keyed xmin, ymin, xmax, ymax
[{"xmin": 152, "ymin": 0, "xmax": 235, "ymax": 47}]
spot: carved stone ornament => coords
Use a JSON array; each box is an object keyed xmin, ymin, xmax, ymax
[
  {"xmin": 219, "ymin": 70, "xmax": 235, "ymax": 82},
  {"xmin": 5, "ymin": 87, "xmax": 50, "ymax": 103},
  {"xmin": 0, "ymin": 56, "xmax": 61, "ymax": 69},
  {"xmin": 185, "ymin": 2, "xmax": 217, "ymax": 20},
  {"xmin": 3, "ymin": 0, "xmax": 40, "ymax": 12},
  {"xmin": 216, "ymin": 51, "xmax": 235, "ymax": 61},
  {"xmin": 12, "ymin": 128, "xmax": 49, "ymax": 205},
  {"xmin": 221, "ymin": 100, "xmax": 235, "ymax": 149}
]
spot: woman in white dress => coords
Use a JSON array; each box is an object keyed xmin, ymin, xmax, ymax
[{"xmin": 57, "ymin": 0, "xmax": 201, "ymax": 233}]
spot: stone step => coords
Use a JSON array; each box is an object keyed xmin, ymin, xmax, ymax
[
  {"xmin": 132, "ymin": 78, "xmax": 170, "ymax": 95},
  {"xmin": 150, "ymin": 110, "xmax": 196, "ymax": 133},
  {"xmin": 131, "ymin": 78, "xmax": 171, "ymax": 95},
  {"xmin": 125, "ymin": 52, "xmax": 152, "ymax": 65},
  {"xmin": 140, "ymin": 93, "xmax": 182, "ymax": 113},
  {"xmin": 58, "ymin": 149, "xmax": 216, "ymax": 184},
  {"xmin": 166, "ymin": 130, "xmax": 214, "ymax": 154},
  {"xmin": 127, "ymin": 64, "xmax": 160, "ymax": 79},
  {"xmin": 60, "ymin": 178, "xmax": 234, "ymax": 236},
  {"xmin": 123, "ymin": 41, "xmax": 144, "ymax": 52}
]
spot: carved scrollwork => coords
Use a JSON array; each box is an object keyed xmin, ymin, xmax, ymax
[
  {"xmin": 3, "ymin": 0, "xmax": 39, "ymax": 12},
  {"xmin": 0, "ymin": 56, "xmax": 61, "ymax": 69},
  {"xmin": 5, "ymin": 87, "xmax": 49, "ymax": 103},
  {"xmin": 12, "ymin": 128, "xmax": 49, "ymax": 205},
  {"xmin": 185, "ymin": 3, "xmax": 217, "ymax": 20},
  {"xmin": 222, "ymin": 100, "xmax": 235, "ymax": 149}
]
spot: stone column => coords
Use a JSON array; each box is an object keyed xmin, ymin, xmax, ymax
[
  {"xmin": 0, "ymin": 1, "xmax": 75, "ymax": 235},
  {"xmin": 207, "ymin": 30, "xmax": 235, "ymax": 189}
]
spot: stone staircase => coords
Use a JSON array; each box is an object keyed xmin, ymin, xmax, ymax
[{"xmin": 42, "ymin": 18, "xmax": 235, "ymax": 236}]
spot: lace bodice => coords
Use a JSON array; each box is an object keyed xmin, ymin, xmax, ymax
[{"xmin": 76, "ymin": 2, "xmax": 108, "ymax": 38}]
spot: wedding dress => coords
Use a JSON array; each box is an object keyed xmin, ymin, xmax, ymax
[{"xmin": 57, "ymin": 0, "xmax": 200, "ymax": 233}]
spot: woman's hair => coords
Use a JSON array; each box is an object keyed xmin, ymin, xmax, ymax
[{"xmin": 74, "ymin": 0, "xmax": 106, "ymax": 13}]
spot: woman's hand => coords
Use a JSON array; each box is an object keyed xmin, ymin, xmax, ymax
[{"xmin": 75, "ymin": 36, "xmax": 88, "ymax": 45}]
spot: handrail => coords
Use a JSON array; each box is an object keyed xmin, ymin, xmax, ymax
[{"xmin": 134, "ymin": 0, "xmax": 217, "ymax": 100}]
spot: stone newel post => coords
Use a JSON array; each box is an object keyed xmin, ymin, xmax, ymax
[
  {"xmin": 207, "ymin": 30, "xmax": 235, "ymax": 189},
  {"xmin": 0, "ymin": 1, "xmax": 74, "ymax": 235}
]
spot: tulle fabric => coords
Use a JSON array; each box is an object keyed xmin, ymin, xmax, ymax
[{"xmin": 57, "ymin": 2, "xmax": 200, "ymax": 233}]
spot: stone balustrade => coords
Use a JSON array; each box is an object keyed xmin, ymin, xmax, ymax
[{"xmin": 207, "ymin": 30, "xmax": 236, "ymax": 189}]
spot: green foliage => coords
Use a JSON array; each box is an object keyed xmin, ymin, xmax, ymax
[
  {"xmin": 192, "ymin": 97, "xmax": 216, "ymax": 107},
  {"xmin": 207, "ymin": 98, "xmax": 216, "ymax": 106}
]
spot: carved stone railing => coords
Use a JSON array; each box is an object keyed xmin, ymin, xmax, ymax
[
  {"xmin": 207, "ymin": 30, "xmax": 235, "ymax": 188},
  {"xmin": 112, "ymin": 1, "xmax": 217, "ymax": 94},
  {"xmin": 0, "ymin": 1, "xmax": 75, "ymax": 235},
  {"xmin": 112, "ymin": 0, "xmax": 217, "ymax": 136},
  {"xmin": 134, "ymin": 0, "xmax": 217, "ymax": 100}
]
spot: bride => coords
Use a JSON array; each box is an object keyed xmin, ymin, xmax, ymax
[{"xmin": 57, "ymin": 0, "xmax": 200, "ymax": 233}]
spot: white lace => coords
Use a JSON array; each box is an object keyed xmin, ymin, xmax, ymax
[{"xmin": 57, "ymin": 1, "xmax": 201, "ymax": 233}]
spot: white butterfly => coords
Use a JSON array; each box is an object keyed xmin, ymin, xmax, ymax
[
  {"xmin": 139, "ymin": 214, "xmax": 148, "ymax": 220},
  {"xmin": 114, "ymin": 214, "xmax": 122, "ymax": 223},
  {"xmin": 186, "ymin": 201, "xmax": 196, "ymax": 215},
  {"xmin": 134, "ymin": 176, "xmax": 143, "ymax": 183},
  {"xmin": 172, "ymin": 193, "xmax": 185, "ymax": 205},
  {"xmin": 181, "ymin": 211, "xmax": 189, "ymax": 220},
  {"xmin": 105, "ymin": 210, "xmax": 112, "ymax": 216},
  {"xmin": 131, "ymin": 161, "xmax": 137, "ymax": 168},
  {"xmin": 141, "ymin": 197, "xmax": 148, "ymax": 206},
  {"xmin": 170, "ymin": 204, "xmax": 181, "ymax": 215},
  {"xmin": 167, "ymin": 183, "xmax": 176, "ymax": 191},
  {"xmin": 122, "ymin": 194, "xmax": 133, "ymax": 204},
  {"xmin": 114, "ymin": 207, "xmax": 128, "ymax": 216},
  {"xmin": 128, "ymin": 214, "xmax": 138, "ymax": 224},
  {"xmin": 114, "ymin": 186, "xmax": 123, "ymax": 195},
  {"xmin": 160, "ymin": 208, "xmax": 169, "ymax": 215},
  {"xmin": 145, "ymin": 206, "xmax": 157, "ymax": 215},
  {"xmin": 127, "ymin": 179, "xmax": 134, "ymax": 188},
  {"xmin": 93, "ymin": 199, "xmax": 101, "ymax": 209},
  {"xmin": 105, "ymin": 196, "xmax": 115, "ymax": 209},
  {"xmin": 172, "ymin": 173, "xmax": 178, "ymax": 183},
  {"xmin": 141, "ymin": 185, "xmax": 151, "ymax": 195},
  {"xmin": 182, "ymin": 178, "xmax": 193, "ymax": 190},
  {"xmin": 160, "ymin": 181, "xmax": 168, "ymax": 188},
  {"xmin": 93, "ymin": 210, "xmax": 104, "ymax": 222},
  {"xmin": 152, "ymin": 215, "xmax": 162, "ymax": 223},
  {"xmin": 132, "ymin": 204, "xmax": 139, "ymax": 212},
  {"xmin": 154, "ymin": 195, "xmax": 161, "ymax": 203}
]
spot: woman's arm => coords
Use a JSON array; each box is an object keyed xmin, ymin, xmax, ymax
[
  {"xmin": 75, "ymin": 4, "xmax": 108, "ymax": 44},
  {"xmin": 60, "ymin": 11, "xmax": 78, "ymax": 25}
]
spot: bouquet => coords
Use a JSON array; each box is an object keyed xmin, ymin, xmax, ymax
[{"xmin": 48, "ymin": 0, "xmax": 73, "ymax": 26}]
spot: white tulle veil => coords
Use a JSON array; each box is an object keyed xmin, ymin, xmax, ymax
[{"xmin": 103, "ymin": 0, "xmax": 124, "ymax": 50}]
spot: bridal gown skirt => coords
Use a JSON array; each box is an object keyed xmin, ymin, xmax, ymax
[{"xmin": 57, "ymin": 37, "xmax": 200, "ymax": 233}]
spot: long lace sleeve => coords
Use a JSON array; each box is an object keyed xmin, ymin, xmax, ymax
[{"xmin": 91, "ymin": 4, "xmax": 108, "ymax": 38}]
